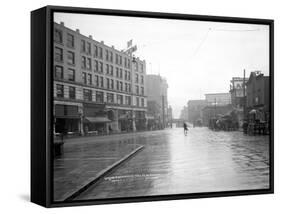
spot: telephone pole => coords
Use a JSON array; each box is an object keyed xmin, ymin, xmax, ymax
[
  {"xmin": 162, "ymin": 95, "xmax": 165, "ymax": 128},
  {"xmin": 243, "ymin": 69, "xmax": 246, "ymax": 120}
]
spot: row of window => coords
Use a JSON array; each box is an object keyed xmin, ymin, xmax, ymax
[
  {"xmin": 54, "ymin": 66, "xmax": 75, "ymax": 81},
  {"xmin": 55, "ymin": 48, "xmax": 144, "ymax": 83},
  {"xmin": 55, "ymin": 66, "xmax": 144, "ymax": 95},
  {"xmin": 54, "ymin": 29, "xmax": 144, "ymax": 71},
  {"xmin": 81, "ymin": 72, "xmax": 144, "ymax": 95},
  {"xmin": 55, "ymin": 65, "xmax": 144, "ymax": 87},
  {"xmin": 56, "ymin": 84, "xmax": 145, "ymax": 106}
]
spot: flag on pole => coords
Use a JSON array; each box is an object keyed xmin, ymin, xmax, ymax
[
  {"xmin": 127, "ymin": 39, "xmax": 133, "ymax": 48},
  {"xmin": 125, "ymin": 45, "xmax": 137, "ymax": 56},
  {"xmin": 131, "ymin": 45, "xmax": 137, "ymax": 52}
]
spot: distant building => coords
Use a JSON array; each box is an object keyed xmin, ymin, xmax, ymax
[
  {"xmin": 187, "ymin": 100, "xmax": 207, "ymax": 124},
  {"xmin": 167, "ymin": 105, "xmax": 173, "ymax": 126},
  {"xmin": 53, "ymin": 22, "xmax": 147, "ymax": 135},
  {"xmin": 202, "ymin": 104, "xmax": 233, "ymax": 126},
  {"xmin": 146, "ymin": 100, "xmax": 161, "ymax": 130},
  {"xmin": 205, "ymin": 93, "xmax": 231, "ymax": 106},
  {"xmin": 180, "ymin": 105, "xmax": 188, "ymax": 121},
  {"xmin": 246, "ymin": 71, "xmax": 270, "ymax": 120},
  {"xmin": 202, "ymin": 93, "xmax": 233, "ymax": 126},
  {"xmin": 229, "ymin": 77, "xmax": 248, "ymax": 109},
  {"xmin": 146, "ymin": 74, "xmax": 169, "ymax": 128}
]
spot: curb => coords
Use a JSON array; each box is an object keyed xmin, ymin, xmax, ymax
[{"xmin": 63, "ymin": 145, "xmax": 144, "ymax": 201}]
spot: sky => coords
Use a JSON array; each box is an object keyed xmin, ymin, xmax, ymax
[{"xmin": 54, "ymin": 13, "xmax": 269, "ymax": 118}]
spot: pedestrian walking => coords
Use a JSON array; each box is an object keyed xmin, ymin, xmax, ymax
[{"xmin": 183, "ymin": 122, "xmax": 188, "ymax": 135}]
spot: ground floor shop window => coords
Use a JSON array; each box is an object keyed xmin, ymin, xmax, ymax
[{"xmin": 55, "ymin": 118, "xmax": 79, "ymax": 134}]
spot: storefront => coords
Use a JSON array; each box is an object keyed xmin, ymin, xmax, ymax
[
  {"xmin": 83, "ymin": 103, "xmax": 111, "ymax": 135},
  {"xmin": 83, "ymin": 116, "xmax": 111, "ymax": 135},
  {"xmin": 135, "ymin": 111, "xmax": 147, "ymax": 131},
  {"xmin": 54, "ymin": 104, "xmax": 80, "ymax": 134},
  {"xmin": 118, "ymin": 110, "xmax": 133, "ymax": 132}
]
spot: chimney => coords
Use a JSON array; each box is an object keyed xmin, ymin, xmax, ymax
[
  {"xmin": 111, "ymin": 45, "xmax": 115, "ymax": 49},
  {"xmin": 89, "ymin": 35, "xmax": 92, "ymax": 39},
  {"xmin": 101, "ymin": 41, "xmax": 104, "ymax": 44},
  {"xmin": 76, "ymin": 29, "xmax": 80, "ymax": 33},
  {"xmin": 60, "ymin": 22, "xmax": 64, "ymax": 26}
]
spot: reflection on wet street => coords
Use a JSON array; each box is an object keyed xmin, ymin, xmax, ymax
[{"xmin": 75, "ymin": 127, "xmax": 270, "ymax": 200}]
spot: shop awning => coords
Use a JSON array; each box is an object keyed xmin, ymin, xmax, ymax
[
  {"xmin": 146, "ymin": 115, "xmax": 155, "ymax": 120},
  {"xmin": 249, "ymin": 109, "xmax": 257, "ymax": 114},
  {"xmin": 84, "ymin": 117, "xmax": 111, "ymax": 123},
  {"xmin": 55, "ymin": 115, "xmax": 80, "ymax": 119}
]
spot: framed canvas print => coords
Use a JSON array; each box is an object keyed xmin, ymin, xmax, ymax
[{"xmin": 31, "ymin": 6, "xmax": 274, "ymax": 207}]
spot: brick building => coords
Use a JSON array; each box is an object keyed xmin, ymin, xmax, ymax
[
  {"xmin": 53, "ymin": 22, "xmax": 147, "ymax": 135},
  {"xmin": 246, "ymin": 71, "xmax": 270, "ymax": 120}
]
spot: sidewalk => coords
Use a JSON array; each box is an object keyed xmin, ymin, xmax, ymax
[
  {"xmin": 53, "ymin": 135, "xmax": 143, "ymax": 201},
  {"xmin": 61, "ymin": 129, "xmax": 166, "ymax": 141}
]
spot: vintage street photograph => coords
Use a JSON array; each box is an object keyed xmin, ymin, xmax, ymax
[{"xmin": 52, "ymin": 12, "xmax": 270, "ymax": 202}]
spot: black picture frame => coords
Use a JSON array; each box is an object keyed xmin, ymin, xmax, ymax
[{"xmin": 31, "ymin": 5, "xmax": 274, "ymax": 208}]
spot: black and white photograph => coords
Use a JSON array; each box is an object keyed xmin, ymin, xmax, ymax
[{"xmin": 52, "ymin": 11, "xmax": 272, "ymax": 203}]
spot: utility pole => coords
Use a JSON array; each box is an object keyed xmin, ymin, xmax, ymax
[
  {"xmin": 233, "ymin": 79, "xmax": 236, "ymax": 108},
  {"xmin": 243, "ymin": 69, "xmax": 246, "ymax": 120},
  {"xmin": 162, "ymin": 95, "xmax": 165, "ymax": 128},
  {"xmin": 214, "ymin": 98, "xmax": 217, "ymax": 117}
]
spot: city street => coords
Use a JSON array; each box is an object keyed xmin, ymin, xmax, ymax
[
  {"xmin": 72, "ymin": 127, "xmax": 269, "ymax": 200},
  {"xmin": 50, "ymin": 14, "xmax": 272, "ymax": 204}
]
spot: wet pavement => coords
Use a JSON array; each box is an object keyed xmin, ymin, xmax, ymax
[
  {"xmin": 74, "ymin": 127, "xmax": 270, "ymax": 200},
  {"xmin": 53, "ymin": 134, "xmax": 142, "ymax": 201}
]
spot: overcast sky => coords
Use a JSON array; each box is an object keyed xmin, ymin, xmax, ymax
[{"xmin": 54, "ymin": 13, "xmax": 269, "ymax": 118}]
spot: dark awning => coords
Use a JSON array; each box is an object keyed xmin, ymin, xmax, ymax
[
  {"xmin": 84, "ymin": 117, "xmax": 111, "ymax": 123},
  {"xmin": 55, "ymin": 115, "xmax": 80, "ymax": 119}
]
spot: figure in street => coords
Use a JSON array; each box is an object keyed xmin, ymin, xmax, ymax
[{"xmin": 183, "ymin": 122, "xmax": 188, "ymax": 135}]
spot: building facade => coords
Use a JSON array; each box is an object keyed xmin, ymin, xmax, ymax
[
  {"xmin": 167, "ymin": 105, "xmax": 173, "ymax": 127},
  {"xmin": 246, "ymin": 71, "xmax": 270, "ymax": 121},
  {"xmin": 53, "ymin": 22, "xmax": 147, "ymax": 135},
  {"xmin": 201, "ymin": 104, "xmax": 233, "ymax": 126},
  {"xmin": 146, "ymin": 74, "xmax": 169, "ymax": 129},
  {"xmin": 229, "ymin": 77, "xmax": 248, "ymax": 109},
  {"xmin": 205, "ymin": 93, "xmax": 231, "ymax": 106},
  {"xmin": 187, "ymin": 100, "xmax": 207, "ymax": 124},
  {"xmin": 180, "ymin": 105, "xmax": 188, "ymax": 121}
]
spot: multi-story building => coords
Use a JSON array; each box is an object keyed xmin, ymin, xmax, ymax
[
  {"xmin": 246, "ymin": 71, "xmax": 270, "ymax": 121},
  {"xmin": 146, "ymin": 74, "xmax": 169, "ymax": 128},
  {"xmin": 53, "ymin": 22, "xmax": 147, "ymax": 135},
  {"xmin": 229, "ymin": 77, "xmax": 249, "ymax": 127},
  {"xmin": 229, "ymin": 77, "xmax": 248, "ymax": 109},
  {"xmin": 202, "ymin": 93, "xmax": 232, "ymax": 126},
  {"xmin": 180, "ymin": 105, "xmax": 188, "ymax": 121},
  {"xmin": 187, "ymin": 100, "xmax": 207, "ymax": 124},
  {"xmin": 167, "ymin": 105, "xmax": 173, "ymax": 127}
]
